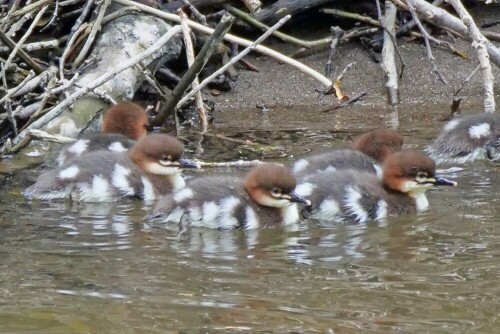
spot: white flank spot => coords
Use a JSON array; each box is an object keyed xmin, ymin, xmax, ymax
[
  {"xmin": 295, "ymin": 182, "xmax": 315, "ymax": 197},
  {"xmin": 141, "ymin": 176, "xmax": 155, "ymax": 201},
  {"xmin": 292, "ymin": 159, "xmax": 309, "ymax": 174},
  {"xmin": 324, "ymin": 166, "xmax": 337, "ymax": 172},
  {"xmin": 414, "ymin": 193, "xmax": 429, "ymax": 211},
  {"xmin": 374, "ymin": 164, "xmax": 383, "ymax": 179},
  {"xmin": 314, "ymin": 198, "xmax": 340, "ymax": 221},
  {"xmin": 219, "ymin": 196, "xmax": 241, "ymax": 229},
  {"xmin": 57, "ymin": 152, "xmax": 67, "ymax": 166},
  {"xmin": 67, "ymin": 139, "xmax": 89, "ymax": 155},
  {"xmin": 443, "ymin": 119, "xmax": 460, "ymax": 132},
  {"xmin": 281, "ymin": 204, "xmax": 299, "ymax": 225},
  {"xmin": 375, "ymin": 200, "xmax": 388, "ymax": 220},
  {"xmin": 344, "ymin": 185, "xmax": 369, "ymax": 223},
  {"xmin": 202, "ymin": 201, "xmax": 219, "ymax": 228},
  {"xmin": 108, "ymin": 142, "xmax": 128, "ymax": 152},
  {"xmin": 112, "ymin": 164, "xmax": 134, "ymax": 196},
  {"xmin": 59, "ymin": 165, "xmax": 79, "ymax": 179},
  {"xmin": 245, "ymin": 206, "xmax": 260, "ymax": 229},
  {"xmin": 174, "ymin": 188, "xmax": 194, "ymax": 202},
  {"xmin": 92, "ymin": 175, "xmax": 110, "ymax": 199},
  {"xmin": 469, "ymin": 123, "xmax": 491, "ymax": 139}
]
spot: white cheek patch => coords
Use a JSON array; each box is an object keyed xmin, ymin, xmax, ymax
[
  {"xmin": 295, "ymin": 182, "xmax": 315, "ymax": 197},
  {"xmin": 174, "ymin": 188, "xmax": 193, "ymax": 202},
  {"xmin": 146, "ymin": 163, "xmax": 178, "ymax": 175},
  {"xmin": 292, "ymin": 159, "xmax": 309, "ymax": 174},
  {"xmin": 59, "ymin": 165, "xmax": 79, "ymax": 179},
  {"xmin": 141, "ymin": 176, "xmax": 155, "ymax": 201},
  {"xmin": 245, "ymin": 206, "xmax": 260, "ymax": 229},
  {"xmin": 469, "ymin": 123, "xmax": 491, "ymax": 139},
  {"xmin": 443, "ymin": 119, "xmax": 460, "ymax": 132},
  {"xmin": 67, "ymin": 139, "xmax": 89, "ymax": 155},
  {"xmin": 108, "ymin": 142, "xmax": 128, "ymax": 152},
  {"xmin": 92, "ymin": 175, "xmax": 110, "ymax": 199},
  {"xmin": 112, "ymin": 164, "xmax": 134, "ymax": 196},
  {"xmin": 344, "ymin": 185, "xmax": 369, "ymax": 223},
  {"xmin": 202, "ymin": 201, "xmax": 219, "ymax": 228}
]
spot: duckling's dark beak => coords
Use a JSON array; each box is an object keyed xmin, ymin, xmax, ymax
[
  {"xmin": 178, "ymin": 158, "xmax": 200, "ymax": 169},
  {"xmin": 285, "ymin": 192, "xmax": 312, "ymax": 206},
  {"xmin": 432, "ymin": 176, "xmax": 457, "ymax": 187}
]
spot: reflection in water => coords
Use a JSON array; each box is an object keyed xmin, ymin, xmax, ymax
[{"xmin": 0, "ymin": 105, "xmax": 499, "ymax": 332}]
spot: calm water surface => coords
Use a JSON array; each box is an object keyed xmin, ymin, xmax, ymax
[{"xmin": 0, "ymin": 105, "xmax": 498, "ymax": 333}]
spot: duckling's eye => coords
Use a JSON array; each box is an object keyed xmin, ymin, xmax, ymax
[
  {"xmin": 416, "ymin": 171, "xmax": 428, "ymax": 181},
  {"xmin": 159, "ymin": 155, "xmax": 173, "ymax": 165},
  {"xmin": 271, "ymin": 188, "xmax": 282, "ymax": 197}
]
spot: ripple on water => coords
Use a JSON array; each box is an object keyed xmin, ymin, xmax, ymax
[{"xmin": 0, "ymin": 105, "xmax": 498, "ymax": 332}]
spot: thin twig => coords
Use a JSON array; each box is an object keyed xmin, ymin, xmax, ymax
[
  {"xmin": 67, "ymin": 0, "xmax": 95, "ymax": 42},
  {"xmin": 0, "ymin": 30, "xmax": 44, "ymax": 74},
  {"xmin": 176, "ymin": 15, "xmax": 291, "ymax": 109},
  {"xmin": 180, "ymin": 0, "xmax": 208, "ymax": 25},
  {"xmin": 406, "ymin": 0, "xmax": 447, "ymax": 84},
  {"xmin": 448, "ymin": 0, "xmax": 495, "ymax": 113},
  {"xmin": 454, "ymin": 64, "xmax": 480, "ymax": 97},
  {"xmin": 114, "ymin": 0, "xmax": 333, "ymax": 88},
  {"xmin": 153, "ymin": 13, "xmax": 234, "ymax": 127},
  {"xmin": 72, "ymin": 0, "xmax": 111, "ymax": 69},
  {"xmin": 324, "ymin": 26, "xmax": 344, "ymax": 78},
  {"xmin": 179, "ymin": 9, "xmax": 208, "ymax": 132},
  {"xmin": 0, "ymin": 70, "xmax": 36, "ymax": 105},
  {"xmin": 8, "ymin": 25, "xmax": 183, "ymax": 153}
]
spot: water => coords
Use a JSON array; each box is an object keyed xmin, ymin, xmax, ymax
[{"xmin": 0, "ymin": 105, "xmax": 499, "ymax": 333}]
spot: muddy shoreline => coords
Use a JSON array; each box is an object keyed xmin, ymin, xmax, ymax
[{"xmin": 210, "ymin": 5, "xmax": 500, "ymax": 113}]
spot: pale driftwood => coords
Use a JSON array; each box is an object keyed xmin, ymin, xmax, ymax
[
  {"xmin": 241, "ymin": 0, "xmax": 262, "ymax": 14},
  {"xmin": 0, "ymin": 40, "xmax": 60, "ymax": 53},
  {"xmin": 179, "ymin": 9, "xmax": 208, "ymax": 132},
  {"xmin": 448, "ymin": 0, "xmax": 495, "ymax": 113},
  {"xmin": 6, "ymin": 22, "xmax": 183, "ymax": 154},
  {"xmin": 114, "ymin": 0, "xmax": 333, "ymax": 88},
  {"xmin": 28, "ymin": 129, "xmax": 77, "ymax": 144},
  {"xmin": 381, "ymin": 1, "xmax": 398, "ymax": 105},
  {"xmin": 176, "ymin": 15, "xmax": 291, "ymax": 109}
]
